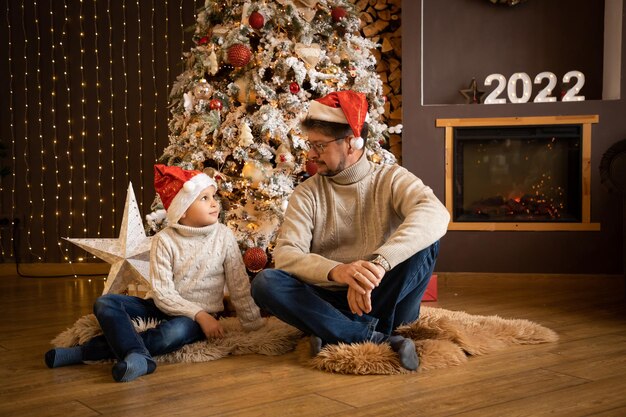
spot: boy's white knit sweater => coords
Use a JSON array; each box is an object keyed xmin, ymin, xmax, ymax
[{"xmin": 147, "ymin": 222, "xmax": 263, "ymax": 331}]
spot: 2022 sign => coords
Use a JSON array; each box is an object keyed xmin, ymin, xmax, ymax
[{"xmin": 483, "ymin": 71, "xmax": 585, "ymax": 104}]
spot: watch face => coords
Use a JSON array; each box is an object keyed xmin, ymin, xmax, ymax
[{"xmin": 373, "ymin": 256, "xmax": 389, "ymax": 271}]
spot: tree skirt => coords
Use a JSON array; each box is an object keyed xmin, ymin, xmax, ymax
[{"xmin": 51, "ymin": 306, "xmax": 558, "ymax": 375}]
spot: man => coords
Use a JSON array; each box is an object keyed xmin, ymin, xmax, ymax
[{"xmin": 251, "ymin": 90, "xmax": 450, "ymax": 370}]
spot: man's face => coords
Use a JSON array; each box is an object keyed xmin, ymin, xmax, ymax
[{"xmin": 306, "ymin": 130, "xmax": 349, "ymax": 176}]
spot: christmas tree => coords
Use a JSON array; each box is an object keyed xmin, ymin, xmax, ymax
[{"xmin": 147, "ymin": 0, "xmax": 398, "ymax": 269}]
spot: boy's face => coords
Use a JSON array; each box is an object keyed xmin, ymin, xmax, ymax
[{"xmin": 179, "ymin": 185, "xmax": 220, "ymax": 227}]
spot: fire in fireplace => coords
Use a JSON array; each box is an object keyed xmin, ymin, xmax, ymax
[{"xmin": 453, "ymin": 125, "xmax": 582, "ymax": 222}]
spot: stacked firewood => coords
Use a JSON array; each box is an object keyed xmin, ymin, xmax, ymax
[{"xmin": 353, "ymin": 0, "xmax": 402, "ymax": 163}]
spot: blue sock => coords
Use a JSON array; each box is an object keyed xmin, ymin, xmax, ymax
[
  {"xmin": 388, "ymin": 335, "xmax": 419, "ymax": 371},
  {"xmin": 44, "ymin": 347, "xmax": 83, "ymax": 368},
  {"xmin": 111, "ymin": 353, "xmax": 156, "ymax": 382}
]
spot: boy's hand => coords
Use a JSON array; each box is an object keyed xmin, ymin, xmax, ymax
[{"xmin": 195, "ymin": 311, "xmax": 225, "ymax": 339}]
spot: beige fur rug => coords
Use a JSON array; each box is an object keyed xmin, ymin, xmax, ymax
[{"xmin": 52, "ymin": 306, "xmax": 558, "ymax": 375}]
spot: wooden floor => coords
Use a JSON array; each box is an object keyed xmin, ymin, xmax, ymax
[{"xmin": 1, "ymin": 271, "xmax": 625, "ymax": 417}]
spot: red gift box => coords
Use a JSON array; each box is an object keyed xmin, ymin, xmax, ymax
[{"xmin": 422, "ymin": 274, "xmax": 438, "ymax": 302}]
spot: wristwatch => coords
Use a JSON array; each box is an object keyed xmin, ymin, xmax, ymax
[{"xmin": 371, "ymin": 254, "xmax": 391, "ymax": 272}]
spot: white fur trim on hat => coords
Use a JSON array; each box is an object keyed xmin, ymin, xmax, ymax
[
  {"xmin": 308, "ymin": 100, "xmax": 348, "ymax": 124},
  {"xmin": 307, "ymin": 100, "xmax": 371, "ymax": 124},
  {"xmin": 166, "ymin": 173, "xmax": 217, "ymax": 224}
]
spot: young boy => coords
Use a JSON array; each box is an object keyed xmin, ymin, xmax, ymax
[{"xmin": 45, "ymin": 164, "xmax": 264, "ymax": 382}]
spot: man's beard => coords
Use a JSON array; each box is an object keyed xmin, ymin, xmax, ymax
[{"xmin": 318, "ymin": 157, "xmax": 346, "ymax": 176}]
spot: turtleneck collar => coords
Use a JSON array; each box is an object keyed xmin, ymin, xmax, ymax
[
  {"xmin": 328, "ymin": 151, "xmax": 372, "ymax": 185},
  {"xmin": 170, "ymin": 222, "xmax": 217, "ymax": 237}
]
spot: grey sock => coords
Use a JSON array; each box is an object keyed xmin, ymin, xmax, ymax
[
  {"xmin": 309, "ymin": 335, "xmax": 323, "ymax": 357},
  {"xmin": 44, "ymin": 347, "xmax": 83, "ymax": 368},
  {"xmin": 388, "ymin": 335, "xmax": 419, "ymax": 371},
  {"xmin": 111, "ymin": 353, "xmax": 156, "ymax": 382}
]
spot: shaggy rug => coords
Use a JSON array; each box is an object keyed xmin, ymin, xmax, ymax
[{"xmin": 52, "ymin": 307, "xmax": 558, "ymax": 375}]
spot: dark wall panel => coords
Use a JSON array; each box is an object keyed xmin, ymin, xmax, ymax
[{"xmin": 404, "ymin": 0, "xmax": 625, "ymax": 274}]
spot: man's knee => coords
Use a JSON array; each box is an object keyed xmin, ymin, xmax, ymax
[
  {"xmin": 251, "ymin": 270, "xmax": 268, "ymax": 300},
  {"xmin": 251, "ymin": 269, "xmax": 295, "ymax": 303},
  {"xmin": 251, "ymin": 269, "xmax": 283, "ymax": 300},
  {"xmin": 410, "ymin": 241, "xmax": 440, "ymax": 270}
]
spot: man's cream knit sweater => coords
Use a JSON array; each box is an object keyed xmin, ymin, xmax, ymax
[
  {"xmin": 274, "ymin": 152, "xmax": 450, "ymax": 286},
  {"xmin": 147, "ymin": 222, "xmax": 263, "ymax": 331}
]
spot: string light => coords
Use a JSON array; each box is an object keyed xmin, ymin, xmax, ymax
[
  {"xmin": 49, "ymin": 0, "xmax": 63, "ymax": 259},
  {"xmin": 151, "ymin": 0, "xmax": 158, "ymax": 164},
  {"xmin": 107, "ymin": 0, "xmax": 116, "ymax": 235},
  {"xmin": 78, "ymin": 0, "xmax": 88, "ymax": 239},
  {"xmin": 122, "ymin": 0, "xmax": 130, "ymax": 185},
  {"xmin": 33, "ymin": 0, "xmax": 48, "ymax": 259},
  {"xmin": 61, "ymin": 0, "xmax": 76, "ymax": 262},
  {"xmin": 136, "ymin": 0, "xmax": 144, "ymax": 209},
  {"xmin": 93, "ymin": 0, "xmax": 104, "ymax": 241},
  {"xmin": 164, "ymin": 0, "xmax": 170, "ymax": 94},
  {"xmin": 21, "ymin": 0, "xmax": 38, "ymax": 259},
  {"xmin": 179, "ymin": 0, "xmax": 185, "ymax": 63},
  {"xmin": 4, "ymin": 1, "xmax": 16, "ymax": 259}
]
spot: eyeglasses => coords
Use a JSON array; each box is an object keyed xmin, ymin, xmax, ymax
[{"xmin": 306, "ymin": 137, "xmax": 345, "ymax": 153}]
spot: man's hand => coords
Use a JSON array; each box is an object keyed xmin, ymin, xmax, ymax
[
  {"xmin": 347, "ymin": 286, "xmax": 372, "ymax": 316},
  {"xmin": 328, "ymin": 260, "xmax": 385, "ymax": 294},
  {"xmin": 329, "ymin": 260, "xmax": 385, "ymax": 315},
  {"xmin": 195, "ymin": 311, "xmax": 224, "ymax": 339}
]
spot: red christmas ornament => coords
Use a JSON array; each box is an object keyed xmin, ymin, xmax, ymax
[
  {"xmin": 209, "ymin": 99, "xmax": 223, "ymax": 110},
  {"xmin": 197, "ymin": 36, "xmax": 210, "ymax": 45},
  {"xmin": 305, "ymin": 160, "xmax": 318, "ymax": 176},
  {"xmin": 331, "ymin": 7, "xmax": 347, "ymax": 22},
  {"xmin": 243, "ymin": 247, "xmax": 268, "ymax": 272},
  {"xmin": 289, "ymin": 82, "xmax": 300, "ymax": 94},
  {"xmin": 249, "ymin": 11, "xmax": 265, "ymax": 29},
  {"xmin": 227, "ymin": 43, "xmax": 252, "ymax": 67}
]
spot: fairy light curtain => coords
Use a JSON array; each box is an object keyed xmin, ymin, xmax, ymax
[{"xmin": 0, "ymin": 0, "xmax": 203, "ymax": 262}]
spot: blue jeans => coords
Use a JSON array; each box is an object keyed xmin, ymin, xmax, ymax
[
  {"xmin": 251, "ymin": 241, "xmax": 440, "ymax": 345},
  {"xmin": 78, "ymin": 294, "xmax": 205, "ymax": 362}
]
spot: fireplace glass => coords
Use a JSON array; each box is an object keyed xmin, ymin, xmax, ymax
[{"xmin": 453, "ymin": 125, "xmax": 582, "ymax": 222}]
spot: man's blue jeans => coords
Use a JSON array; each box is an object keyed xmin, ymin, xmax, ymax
[
  {"xmin": 251, "ymin": 241, "xmax": 440, "ymax": 345},
  {"xmin": 78, "ymin": 294, "xmax": 205, "ymax": 362}
]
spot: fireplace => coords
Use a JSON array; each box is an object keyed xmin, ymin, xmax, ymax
[{"xmin": 436, "ymin": 116, "xmax": 600, "ymax": 231}]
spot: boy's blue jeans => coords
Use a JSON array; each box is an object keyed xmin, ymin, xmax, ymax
[
  {"xmin": 251, "ymin": 241, "xmax": 440, "ymax": 344},
  {"xmin": 78, "ymin": 294, "xmax": 205, "ymax": 362}
]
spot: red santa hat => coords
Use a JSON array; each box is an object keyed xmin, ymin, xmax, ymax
[
  {"xmin": 307, "ymin": 90, "xmax": 369, "ymax": 148},
  {"xmin": 154, "ymin": 164, "xmax": 217, "ymax": 224}
]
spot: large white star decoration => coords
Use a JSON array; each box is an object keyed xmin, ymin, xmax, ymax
[{"xmin": 65, "ymin": 183, "xmax": 153, "ymax": 294}]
